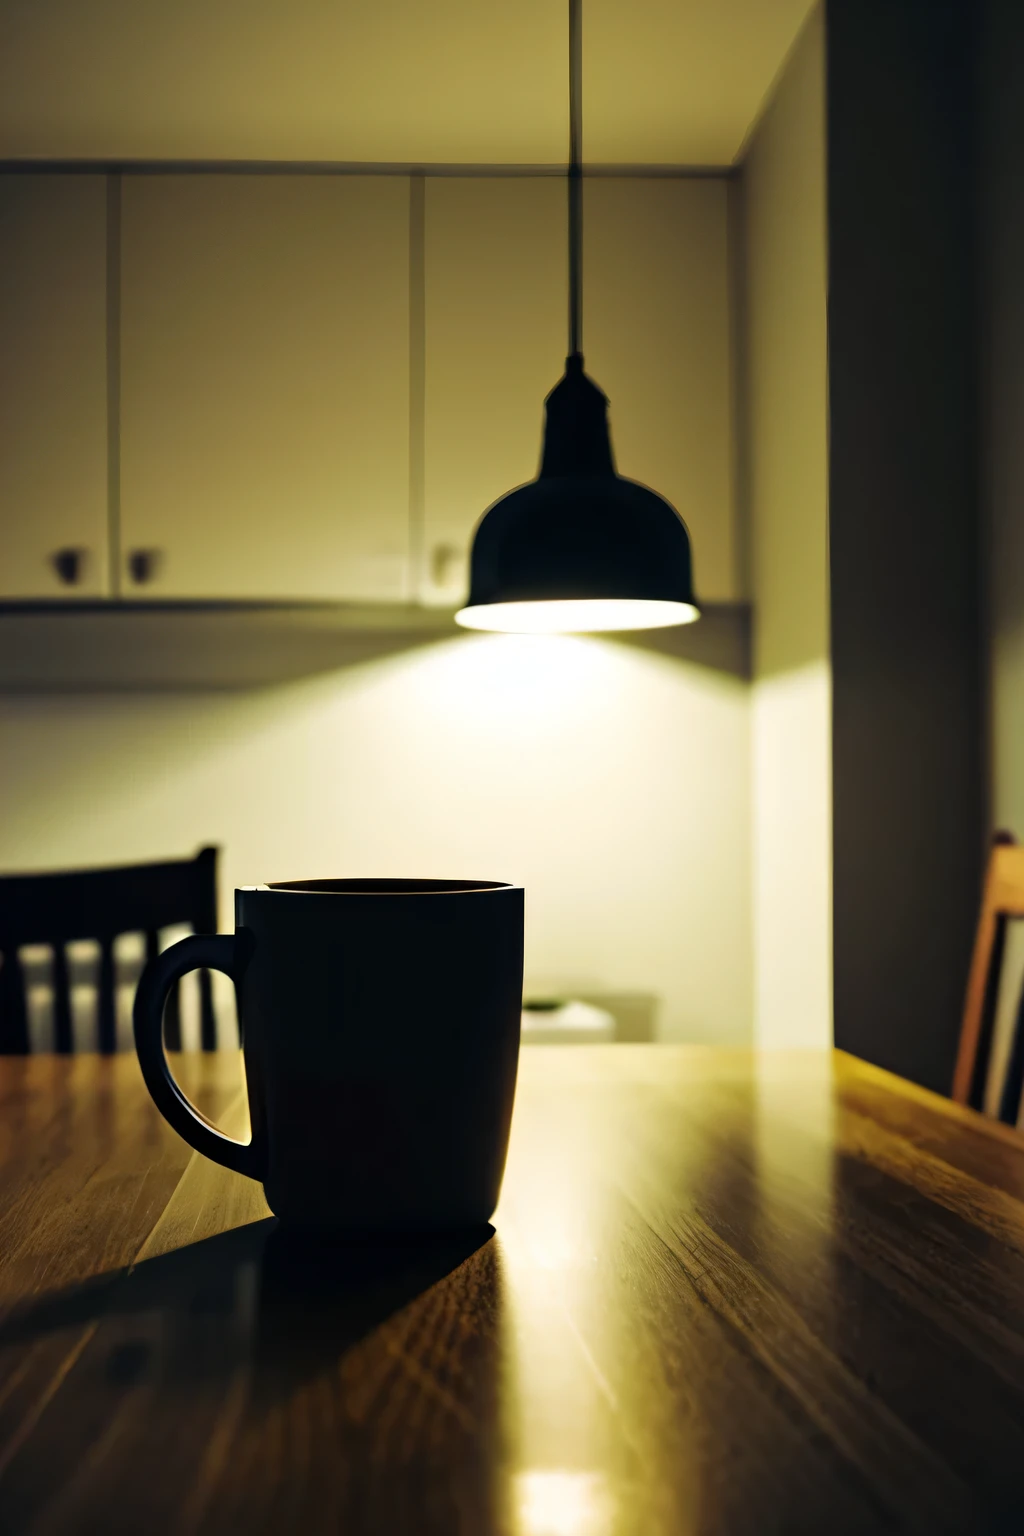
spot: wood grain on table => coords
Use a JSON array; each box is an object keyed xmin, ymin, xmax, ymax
[{"xmin": 0, "ymin": 1046, "xmax": 1023, "ymax": 1535}]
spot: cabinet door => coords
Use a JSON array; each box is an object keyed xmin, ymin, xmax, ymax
[
  {"xmin": 423, "ymin": 178, "xmax": 566, "ymax": 606},
  {"xmin": 583, "ymin": 179, "xmax": 736, "ymax": 602},
  {"xmin": 0, "ymin": 175, "xmax": 109, "ymax": 599},
  {"xmin": 121, "ymin": 176, "xmax": 410, "ymax": 601}
]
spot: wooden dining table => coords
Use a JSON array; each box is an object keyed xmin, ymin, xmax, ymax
[{"xmin": 1, "ymin": 1044, "xmax": 1023, "ymax": 1534}]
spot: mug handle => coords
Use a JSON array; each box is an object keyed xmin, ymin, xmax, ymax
[{"xmin": 133, "ymin": 933, "xmax": 264, "ymax": 1181}]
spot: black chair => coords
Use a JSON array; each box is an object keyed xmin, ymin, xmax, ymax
[{"xmin": 0, "ymin": 846, "xmax": 220, "ymax": 1055}]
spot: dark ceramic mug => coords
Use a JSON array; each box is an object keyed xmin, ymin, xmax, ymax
[{"xmin": 133, "ymin": 879, "xmax": 524, "ymax": 1233}]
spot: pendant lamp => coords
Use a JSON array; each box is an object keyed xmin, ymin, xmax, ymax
[{"xmin": 455, "ymin": 0, "xmax": 700, "ymax": 635}]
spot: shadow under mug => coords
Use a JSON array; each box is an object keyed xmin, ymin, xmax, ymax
[{"xmin": 133, "ymin": 879, "xmax": 525, "ymax": 1234}]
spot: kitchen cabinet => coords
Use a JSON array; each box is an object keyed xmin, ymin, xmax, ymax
[
  {"xmin": 0, "ymin": 175, "xmax": 110, "ymax": 599},
  {"xmin": 424, "ymin": 176, "xmax": 737, "ymax": 605},
  {"xmin": 120, "ymin": 175, "xmax": 411, "ymax": 601},
  {"xmin": 0, "ymin": 171, "xmax": 737, "ymax": 616}
]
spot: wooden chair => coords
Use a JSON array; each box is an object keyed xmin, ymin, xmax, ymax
[
  {"xmin": 953, "ymin": 831, "xmax": 1024, "ymax": 1123},
  {"xmin": 0, "ymin": 847, "xmax": 220, "ymax": 1056}
]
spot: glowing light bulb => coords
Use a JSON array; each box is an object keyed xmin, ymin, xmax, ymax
[{"xmin": 455, "ymin": 598, "xmax": 699, "ymax": 635}]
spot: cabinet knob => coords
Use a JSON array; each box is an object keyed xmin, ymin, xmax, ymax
[
  {"xmin": 430, "ymin": 544, "xmax": 465, "ymax": 589},
  {"xmin": 128, "ymin": 549, "xmax": 162, "ymax": 585},
  {"xmin": 51, "ymin": 548, "xmax": 87, "ymax": 586}
]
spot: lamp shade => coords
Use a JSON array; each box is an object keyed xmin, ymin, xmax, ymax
[{"xmin": 456, "ymin": 355, "xmax": 700, "ymax": 634}]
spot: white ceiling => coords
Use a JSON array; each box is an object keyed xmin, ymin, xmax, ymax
[{"xmin": 0, "ymin": 0, "xmax": 817, "ymax": 167}]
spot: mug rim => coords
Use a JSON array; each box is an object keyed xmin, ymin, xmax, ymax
[{"xmin": 239, "ymin": 878, "xmax": 520, "ymax": 897}]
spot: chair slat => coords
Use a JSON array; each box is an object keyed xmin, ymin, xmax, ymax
[
  {"xmin": 145, "ymin": 929, "xmax": 160, "ymax": 965},
  {"xmin": 52, "ymin": 943, "xmax": 73, "ymax": 1055},
  {"xmin": 0, "ymin": 949, "xmax": 29, "ymax": 1055},
  {"xmin": 164, "ymin": 980, "xmax": 182, "ymax": 1053},
  {"xmin": 970, "ymin": 915, "xmax": 1007, "ymax": 1111},
  {"xmin": 999, "ymin": 984, "xmax": 1024, "ymax": 1126},
  {"xmin": 97, "ymin": 940, "xmax": 117, "ymax": 1055},
  {"xmin": 199, "ymin": 968, "xmax": 217, "ymax": 1052}
]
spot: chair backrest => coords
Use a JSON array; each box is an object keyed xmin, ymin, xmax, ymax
[
  {"xmin": 953, "ymin": 831, "xmax": 1024, "ymax": 1123},
  {"xmin": 0, "ymin": 846, "xmax": 219, "ymax": 1055}
]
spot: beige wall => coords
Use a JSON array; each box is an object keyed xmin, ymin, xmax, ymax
[
  {"xmin": 0, "ymin": 635, "xmax": 752, "ymax": 1043},
  {"xmin": 740, "ymin": 5, "xmax": 832, "ymax": 1049},
  {"xmin": 984, "ymin": 0, "xmax": 1024, "ymax": 840}
]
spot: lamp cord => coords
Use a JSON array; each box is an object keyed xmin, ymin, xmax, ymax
[{"xmin": 568, "ymin": 0, "xmax": 583, "ymax": 360}]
